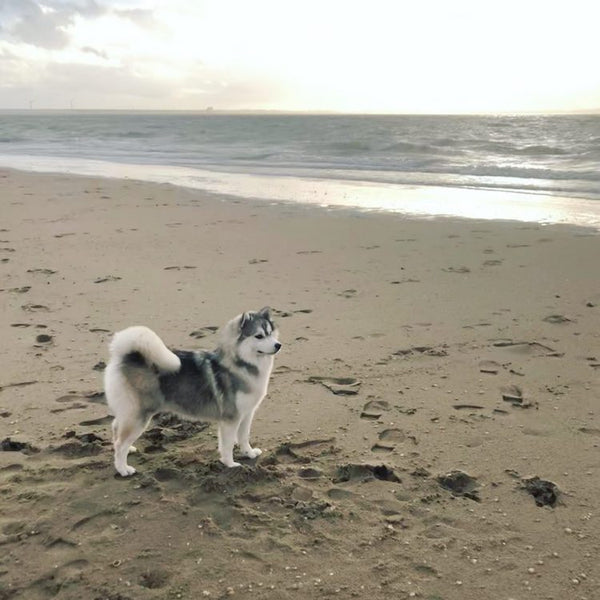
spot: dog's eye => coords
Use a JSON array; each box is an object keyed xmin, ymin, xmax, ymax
[{"xmin": 255, "ymin": 334, "xmax": 265, "ymax": 339}]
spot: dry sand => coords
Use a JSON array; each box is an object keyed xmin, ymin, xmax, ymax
[{"xmin": 1, "ymin": 168, "xmax": 599, "ymax": 600}]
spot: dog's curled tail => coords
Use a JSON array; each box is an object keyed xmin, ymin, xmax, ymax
[{"xmin": 109, "ymin": 326, "xmax": 181, "ymax": 373}]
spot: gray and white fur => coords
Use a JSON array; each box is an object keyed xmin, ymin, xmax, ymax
[{"xmin": 104, "ymin": 308, "xmax": 281, "ymax": 476}]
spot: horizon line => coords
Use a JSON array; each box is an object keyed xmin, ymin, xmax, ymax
[{"xmin": 0, "ymin": 108, "xmax": 599, "ymax": 116}]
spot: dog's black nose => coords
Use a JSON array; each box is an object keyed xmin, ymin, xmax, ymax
[{"xmin": 275, "ymin": 343, "xmax": 282, "ymax": 352}]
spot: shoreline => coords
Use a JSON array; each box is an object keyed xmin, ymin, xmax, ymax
[
  {"xmin": 1, "ymin": 158, "xmax": 599, "ymax": 229},
  {"xmin": 1, "ymin": 169, "xmax": 599, "ymax": 599}
]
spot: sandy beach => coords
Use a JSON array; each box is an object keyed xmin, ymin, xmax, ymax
[{"xmin": 1, "ymin": 168, "xmax": 599, "ymax": 599}]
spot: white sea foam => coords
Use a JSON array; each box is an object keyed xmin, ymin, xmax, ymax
[{"xmin": 2, "ymin": 153, "xmax": 599, "ymax": 228}]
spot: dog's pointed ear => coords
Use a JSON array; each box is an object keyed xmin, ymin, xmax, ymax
[
  {"xmin": 239, "ymin": 312, "xmax": 251, "ymax": 331},
  {"xmin": 258, "ymin": 307, "xmax": 271, "ymax": 320}
]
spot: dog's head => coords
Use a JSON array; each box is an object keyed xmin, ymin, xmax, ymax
[
  {"xmin": 236, "ymin": 307, "xmax": 281, "ymax": 358},
  {"xmin": 219, "ymin": 307, "xmax": 281, "ymax": 362}
]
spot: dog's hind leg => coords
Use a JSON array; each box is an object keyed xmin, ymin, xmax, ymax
[
  {"xmin": 111, "ymin": 418, "xmax": 136, "ymax": 450},
  {"xmin": 112, "ymin": 414, "xmax": 150, "ymax": 477},
  {"xmin": 237, "ymin": 410, "xmax": 262, "ymax": 459},
  {"xmin": 218, "ymin": 420, "xmax": 242, "ymax": 468}
]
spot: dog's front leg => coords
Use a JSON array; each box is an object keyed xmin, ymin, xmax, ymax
[
  {"xmin": 237, "ymin": 410, "xmax": 262, "ymax": 459},
  {"xmin": 218, "ymin": 420, "xmax": 241, "ymax": 467}
]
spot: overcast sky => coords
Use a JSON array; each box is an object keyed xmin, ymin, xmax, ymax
[{"xmin": 0, "ymin": 0, "xmax": 599, "ymax": 113}]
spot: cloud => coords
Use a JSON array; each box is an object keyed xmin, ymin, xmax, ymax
[
  {"xmin": 0, "ymin": 0, "xmax": 105, "ymax": 49},
  {"xmin": 12, "ymin": 8, "xmax": 71, "ymax": 49},
  {"xmin": 0, "ymin": 1, "xmax": 152, "ymax": 50},
  {"xmin": 81, "ymin": 45, "xmax": 108, "ymax": 59},
  {"xmin": 115, "ymin": 8, "xmax": 158, "ymax": 29}
]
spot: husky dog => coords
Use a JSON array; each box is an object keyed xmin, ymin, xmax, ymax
[{"xmin": 104, "ymin": 308, "xmax": 281, "ymax": 477}]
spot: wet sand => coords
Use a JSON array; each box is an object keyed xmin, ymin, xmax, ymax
[{"xmin": 1, "ymin": 168, "xmax": 599, "ymax": 599}]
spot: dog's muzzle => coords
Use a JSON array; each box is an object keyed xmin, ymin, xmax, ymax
[{"xmin": 259, "ymin": 343, "xmax": 282, "ymax": 355}]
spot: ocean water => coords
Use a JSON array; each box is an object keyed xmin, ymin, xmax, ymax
[{"xmin": 1, "ymin": 111, "xmax": 599, "ymax": 226}]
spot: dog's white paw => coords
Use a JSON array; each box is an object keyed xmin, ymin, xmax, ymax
[
  {"xmin": 221, "ymin": 459, "xmax": 242, "ymax": 468},
  {"xmin": 117, "ymin": 465, "xmax": 137, "ymax": 477},
  {"xmin": 244, "ymin": 448, "xmax": 262, "ymax": 459}
]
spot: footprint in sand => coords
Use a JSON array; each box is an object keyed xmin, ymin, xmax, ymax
[
  {"xmin": 27, "ymin": 268, "xmax": 57, "ymax": 275},
  {"xmin": 338, "ymin": 289, "xmax": 357, "ymax": 298},
  {"xmin": 521, "ymin": 476, "xmax": 560, "ymax": 507},
  {"xmin": 140, "ymin": 568, "xmax": 171, "ymax": 589},
  {"xmin": 371, "ymin": 428, "xmax": 406, "ymax": 452},
  {"xmin": 492, "ymin": 339, "xmax": 563, "ymax": 357},
  {"xmin": 1, "ymin": 438, "xmax": 39, "ymax": 454},
  {"xmin": 394, "ymin": 345, "xmax": 448, "ymax": 357},
  {"xmin": 479, "ymin": 360, "xmax": 501, "ymax": 374},
  {"xmin": 500, "ymin": 384, "xmax": 531, "ymax": 407},
  {"xmin": 274, "ymin": 438, "xmax": 336, "ymax": 464},
  {"xmin": 189, "ymin": 326, "xmax": 219, "ymax": 339},
  {"xmin": 52, "ymin": 394, "xmax": 88, "ymax": 413},
  {"xmin": 56, "ymin": 391, "xmax": 105, "ymax": 406},
  {"xmin": 164, "ymin": 265, "xmax": 197, "ymax": 271},
  {"xmin": 271, "ymin": 308, "xmax": 293, "ymax": 317},
  {"xmin": 79, "ymin": 415, "xmax": 112, "ymax": 427},
  {"xmin": 27, "ymin": 560, "xmax": 90, "ymax": 597},
  {"xmin": 463, "ymin": 322, "xmax": 492, "ymax": 330},
  {"xmin": 297, "ymin": 467, "xmax": 322, "ymax": 480},
  {"xmin": 579, "ymin": 427, "xmax": 600, "ymax": 436},
  {"xmin": 327, "ymin": 487, "xmax": 358, "ymax": 500},
  {"xmin": 94, "ymin": 275, "xmax": 122, "ymax": 284},
  {"xmin": 443, "ymin": 266, "xmax": 470, "ymax": 273},
  {"xmin": 543, "ymin": 314, "xmax": 573, "ymax": 324},
  {"xmin": 153, "ymin": 467, "xmax": 181, "ymax": 482},
  {"xmin": 586, "ymin": 357, "xmax": 600, "ymax": 369},
  {"xmin": 71, "ymin": 509, "xmax": 120, "ymax": 533},
  {"xmin": 360, "ymin": 399, "xmax": 390, "ymax": 420},
  {"xmin": 0, "ymin": 380, "xmax": 37, "ymax": 392},
  {"xmin": 333, "ymin": 463, "xmax": 401, "ymax": 483},
  {"xmin": 21, "ymin": 303, "xmax": 50, "ymax": 312},
  {"xmin": 53, "ymin": 432, "xmax": 106, "ymax": 458},
  {"xmin": 437, "ymin": 470, "xmax": 480, "ymax": 501},
  {"xmin": 308, "ymin": 376, "xmax": 361, "ymax": 396},
  {"xmin": 291, "ymin": 485, "xmax": 314, "ymax": 502}
]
